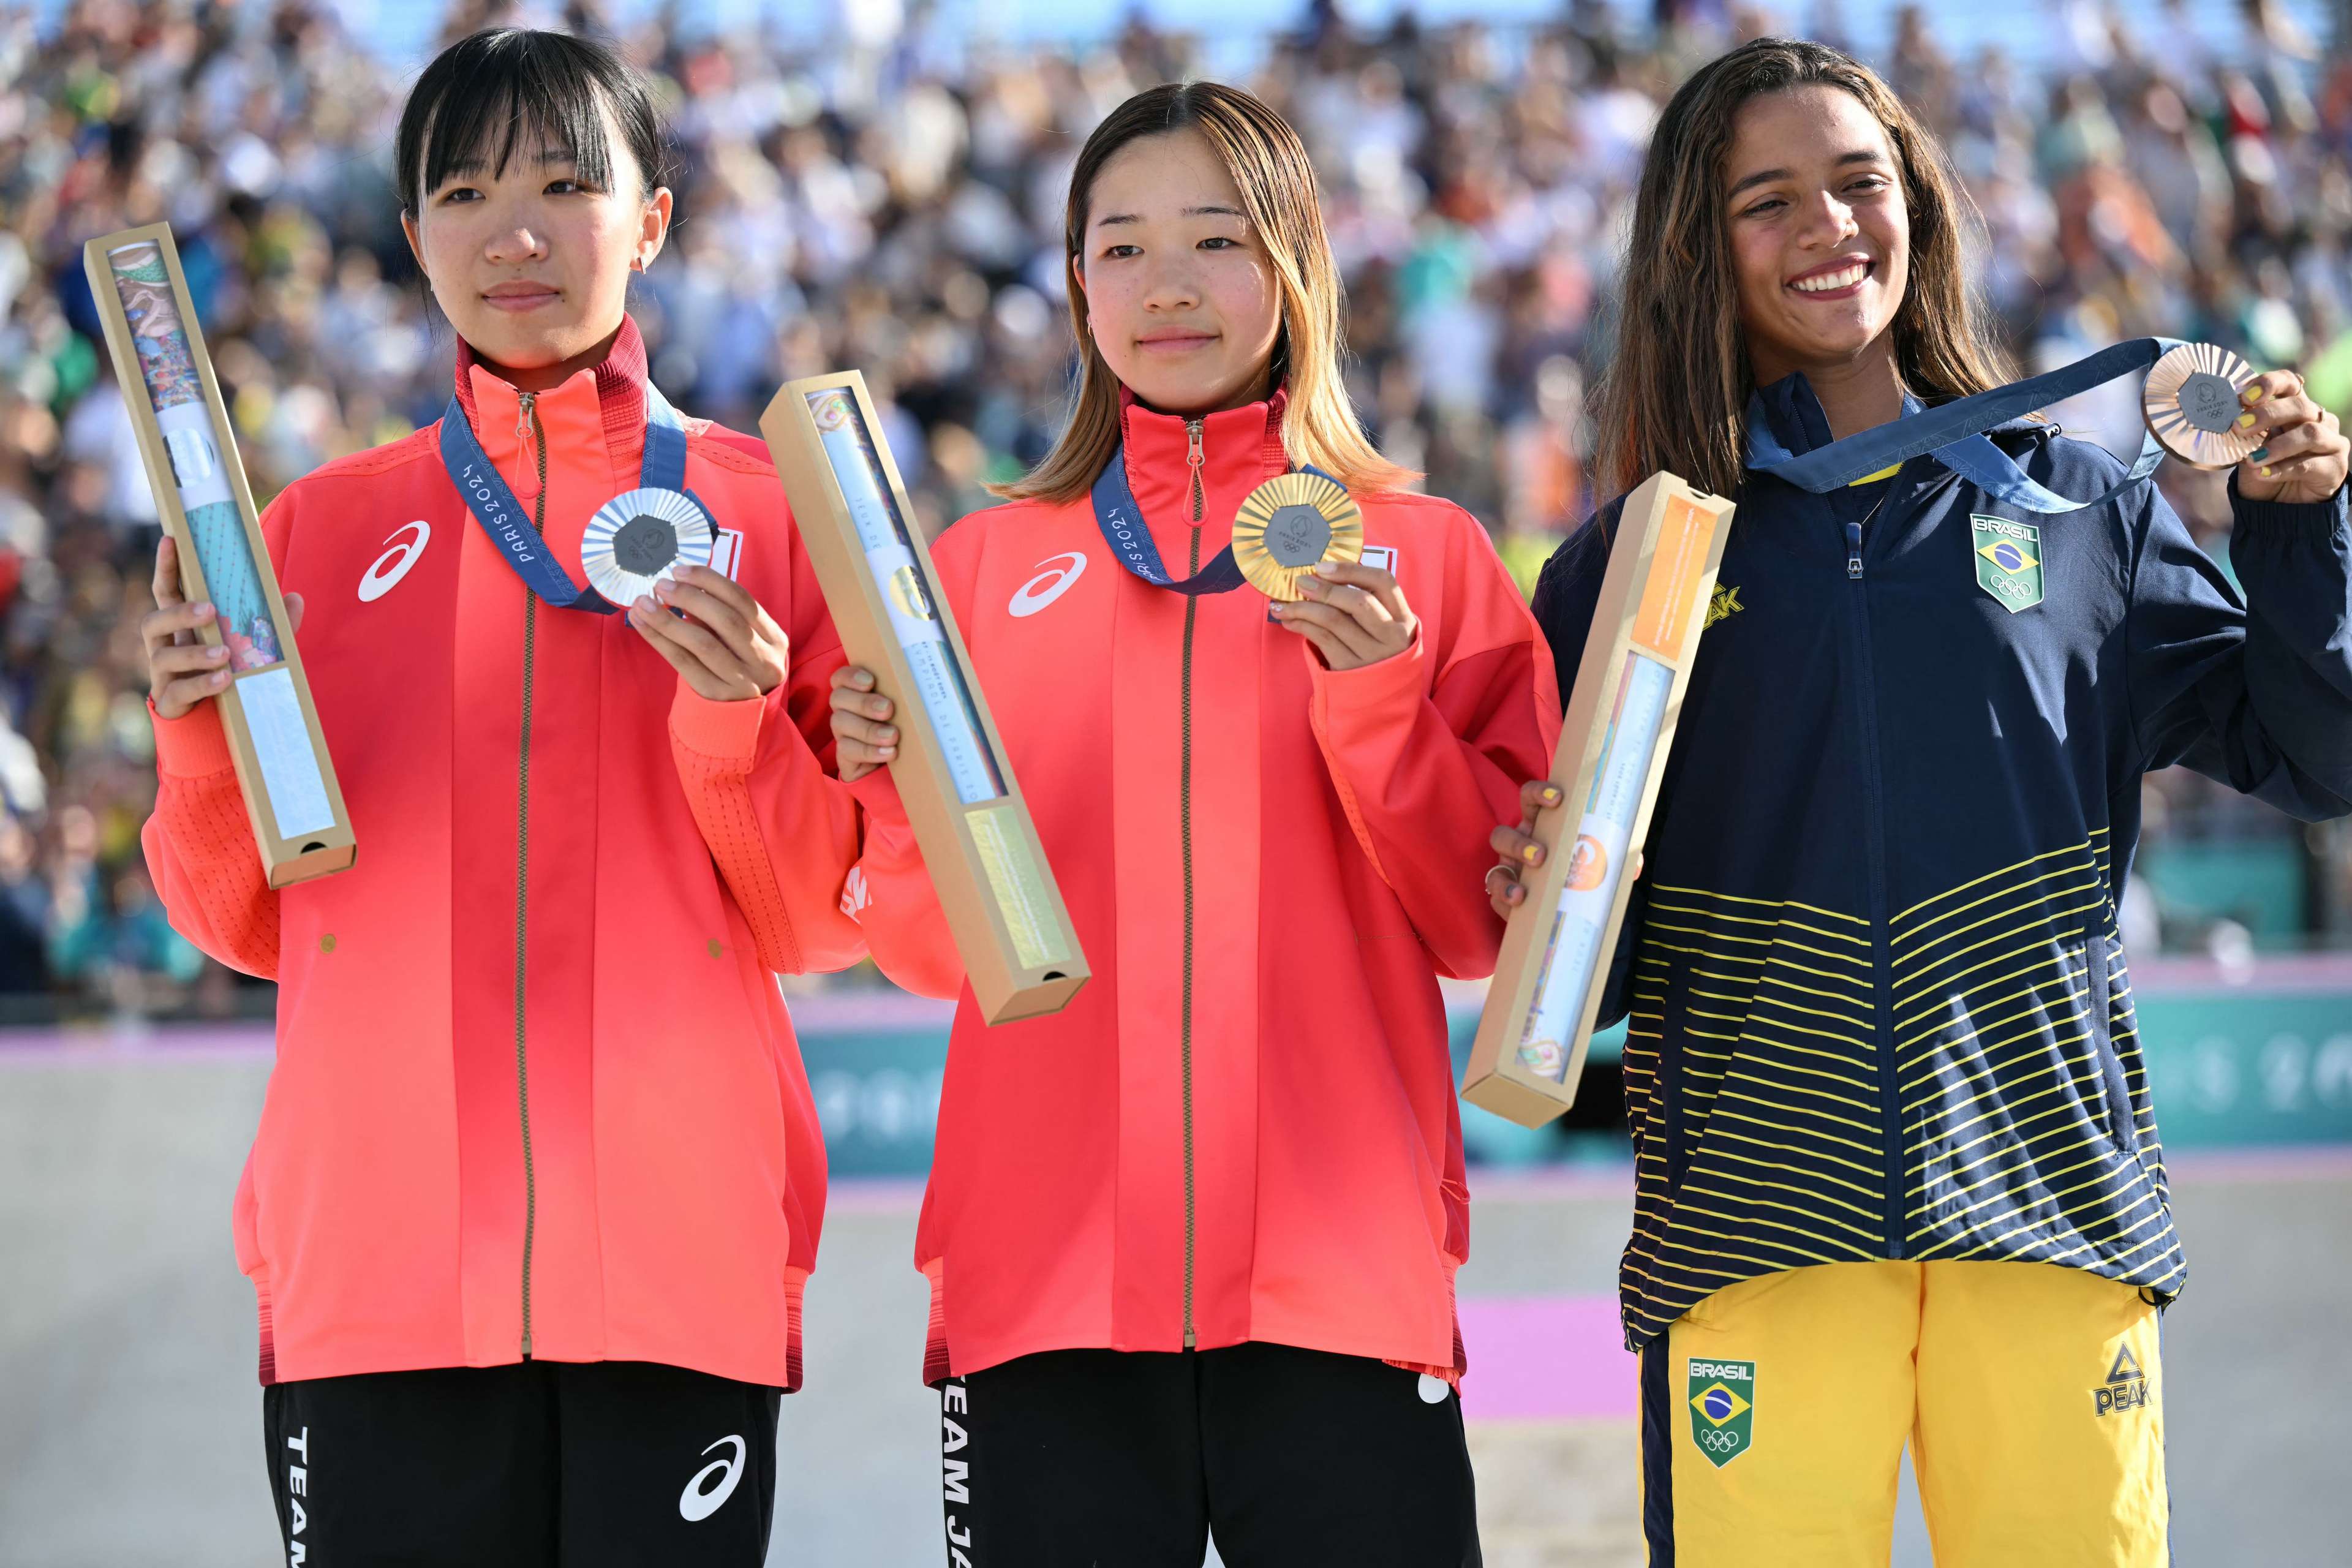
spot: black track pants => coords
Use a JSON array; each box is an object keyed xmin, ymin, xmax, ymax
[
  {"xmin": 939, "ymin": 1341, "xmax": 1482, "ymax": 1567},
  {"xmin": 262, "ymin": 1359, "xmax": 780, "ymax": 1566}
]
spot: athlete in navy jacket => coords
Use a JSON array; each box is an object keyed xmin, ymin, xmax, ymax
[{"xmin": 1489, "ymin": 39, "xmax": 2350, "ymax": 1568}]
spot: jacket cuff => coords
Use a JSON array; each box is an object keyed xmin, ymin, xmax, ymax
[
  {"xmin": 668, "ymin": 677, "xmax": 774, "ymax": 766},
  {"xmin": 848, "ymin": 767, "xmax": 911, "ymax": 829},
  {"xmin": 1305, "ymin": 626, "xmax": 1429, "ymax": 726},
  {"xmin": 2228, "ymin": 470, "xmax": 2350, "ymax": 547},
  {"xmin": 149, "ymin": 698, "xmax": 236, "ymax": 779}
]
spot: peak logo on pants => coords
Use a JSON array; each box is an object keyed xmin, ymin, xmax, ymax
[
  {"xmin": 2092, "ymin": 1343, "xmax": 2152, "ymax": 1417},
  {"xmin": 1009, "ymin": 552, "xmax": 1087, "ymax": 618}
]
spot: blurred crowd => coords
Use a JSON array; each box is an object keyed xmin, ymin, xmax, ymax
[{"xmin": 1, "ymin": 0, "xmax": 2348, "ymax": 1019}]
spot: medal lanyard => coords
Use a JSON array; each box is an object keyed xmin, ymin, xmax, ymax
[
  {"xmin": 439, "ymin": 380, "xmax": 691, "ymax": 613},
  {"xmin": 1745, "ymin": 336, "xmax": 2183, "ymax": 515},
  {"xmin": 1088, "ymin": 443, "xmax": 1346, "ymax": 595},
  {"xmin": 1089, "ymin": 443, "xmax": 1246, "ymax": 595}
]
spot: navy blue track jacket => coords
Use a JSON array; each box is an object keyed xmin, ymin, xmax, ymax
[{"xmin": 1532, "ymin": 372, "xmax": 2352, "ymax": 1348}]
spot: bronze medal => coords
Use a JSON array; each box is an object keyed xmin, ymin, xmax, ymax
[{"xmin": 2144, "ymin": 342, "xmax": 2259, "ymax": 470}]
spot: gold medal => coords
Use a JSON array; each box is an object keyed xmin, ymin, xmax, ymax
[
  {"xmin": 2144, "ymin": 342, "xmax": 2258, "ymax": 470},
  {"xmin": 1231, "ymin": 471, "xmax": 1363, "ymax": 600}
]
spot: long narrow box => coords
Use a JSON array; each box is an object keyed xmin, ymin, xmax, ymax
[
  {"xmin": 86, "ymin": 223, "xmax": 355, "ymax": 888},
  {"xmin": 762, "ymin": 372, "xmax": 1086, "ymax": 1023},
  {"xmin": 1463, "ymin": 472, "xmax": 1734, "ymax": 1126}
]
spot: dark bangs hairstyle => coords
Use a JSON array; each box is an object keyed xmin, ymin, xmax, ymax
[
  {"xmin": 1595, "ymin": 37, "xmax": 2015, "ymax": 500},
  {"xmin": 396, "ymin": 28, "xmax": 673, "ymax": 216}
]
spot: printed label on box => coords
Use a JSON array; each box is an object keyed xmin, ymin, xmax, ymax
[
  {"xmin": 238, "ymin": 666, "xmax": 335, "ymax": 839},
  {"xmin": 967, "ymin": 802, "xmax": 1068, "ymax": 970},
  {"xmin": 1515, "ymin": 652, "xmax": 1672, "ymax": 1079}
]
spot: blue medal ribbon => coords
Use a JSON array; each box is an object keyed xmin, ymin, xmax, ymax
[
  {"xmin": 1090, "ymin": 443, "xmax": 1246, "ymax": 595},
  {"xmin": 439, "ymin": 379, "xmax": 698, "ymax": 613},
  {"xmin": 1745, "ymin": 336, "xmax": 2185, "ymax": 514},
  {"xmin": 1088, "ymin": 443, "xmax": 1348, "ymax": 595}
]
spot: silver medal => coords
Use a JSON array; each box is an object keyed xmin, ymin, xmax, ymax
[{"xmin": 582, "ymin": 486, "xmax": 714, "ymax": 605}]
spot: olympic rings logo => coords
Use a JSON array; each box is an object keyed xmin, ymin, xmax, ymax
[{"xmin": 1698, "ymin": 1429, "xmax": 1742, "ymax": 1453}]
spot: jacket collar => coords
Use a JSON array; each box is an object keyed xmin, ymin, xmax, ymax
[
  {"xmin": 453, "ymin": 315, "xmax": 655, "ymax": 470},
  {"xmin": 1755, "ymin": 368, "xmax": 2044, "ymax": 469},
  {"xmin": 1114, "ymin": 383, "xmax": 1290, "ymax": 545}
]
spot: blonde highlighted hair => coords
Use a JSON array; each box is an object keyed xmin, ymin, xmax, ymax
[{"xmin": 993, "ymin": 80, "xmax": 1414, "ymax": 503}]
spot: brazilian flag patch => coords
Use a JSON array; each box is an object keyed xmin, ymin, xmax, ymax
[
  {"xmin": 1971, "ymin": 514, "xmax": 2044, "ymax": 613},
  {"xmin": 1686, "ymin": 1358, "xmax": 1756, "ymax": 1468}
]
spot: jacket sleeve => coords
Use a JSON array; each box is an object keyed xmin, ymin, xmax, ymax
[
  {"xmin": 1305, "ymin": 503, "xmax": 1562, "ymax": 981},
  {"xmin": 1529, "ymin": 502, "xmax": 1645, "ymax": 1028},
  {"xmin": 2127, "ymin": 474, "xmax": 2352, "ymax": 820},
  {"xmin": 827, "ymin": 519, "xmax": 978, "ymax": 1003},
  {"xmin": 840, "ymin": 768, "xmax": 966, "ymax": 1000},
  {"xmin": 668, "ymin": 518, "xmax": 870, "ymax": 974},
  {"xmin": 139, "ymin": 489, "xmax": 305, "ymax": 979},
  {"xmin": 142, "ymin": 700, "xmax": 280, "ymax": 977}
]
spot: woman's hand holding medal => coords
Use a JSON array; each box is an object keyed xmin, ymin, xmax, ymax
[
  {"xmin": 1273, "ymin": 559, "xmax": 1419, "ymax": 671},
  {"xmin": 2233, "ymin": 371, "xmax": 2348, "ymax": 505},
  {"xmin": 628, "ymin": 564, "xmax": 788, "ymax": 703}
]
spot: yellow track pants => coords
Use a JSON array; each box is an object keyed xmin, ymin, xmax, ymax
[{"xmin": 1639, "ymin": 1260, "xmax": 2167, "ymax": 1566}]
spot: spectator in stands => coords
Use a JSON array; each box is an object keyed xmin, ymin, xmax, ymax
[{"xmin": 5, "ymin": 0, "xmax": 2351, "ymax": 1016}]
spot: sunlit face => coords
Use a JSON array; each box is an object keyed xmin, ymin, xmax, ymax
[
  {"xmin": 1075, "ymin": 129, "xmax": 1286, "ymax": 417},
  {"xmin": 1723, "ymin": 85, "xmax": 1910, "ymax": 386},
  {"xmin": 401, "ymin": 98, "xmax": 670, "ymax": 377}
]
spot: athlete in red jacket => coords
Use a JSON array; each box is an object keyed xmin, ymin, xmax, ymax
[
  {"xmin": 136, "ymin": 31, "xmax": 856, "ymax": 1565},
  {"xmin": 828, "ymin": 83, "xmax": 1558, "ymax": 1568}
]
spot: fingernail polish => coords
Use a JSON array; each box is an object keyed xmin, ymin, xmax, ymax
[
  {"xmin": 2237, "ymin": 412, "xmax": 2258, "ymax": 428},
  {"xmin": 2245, "ymin": 385, "xmax": 2266, "ymax": 403},
  {"xmin": 2260, "ymin": 467, "xmax": 2274, "ymax": 477},
  {"xmin": 2248, "ymin": 447, "xmax": 2269, "ymax": 464}
]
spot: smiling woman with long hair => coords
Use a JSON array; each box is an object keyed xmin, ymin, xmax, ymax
[
  {"xmin": 1488, "ymin": 37, "xmax": 2351, "ymax": 1568},
  {"xmin": 831, "ymin": 81, "xmax": 1553, "ymax": 1567},
  {"xmin": 137, "ymin": 29, "xmax": 862, "ymax": 1563}
]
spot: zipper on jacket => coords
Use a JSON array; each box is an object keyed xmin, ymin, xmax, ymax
[
  {"xmin": 1838, "ymin": 487, "xmax": 1905, "ymax": 1257},
  {"xmin": 514, "ymin": 391, "xmax": 546, "ymax": 1358},
  {"xmin": 1180, "ymin": 416, "xmax": 1204, "ymax": 1351},
  {"xmin": 1186, "ymin": 417, "xmax": 1205, "ymax": 522}
]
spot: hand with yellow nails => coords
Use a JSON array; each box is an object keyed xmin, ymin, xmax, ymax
[{"xmin": 2232, "ymin": 370, "xmax": 2348, "ymax": 505}]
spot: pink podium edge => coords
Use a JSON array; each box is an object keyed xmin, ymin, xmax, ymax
[{"xmin": 1457, "ymin": 1294, "xmax": 1638, "ymax": 1422}]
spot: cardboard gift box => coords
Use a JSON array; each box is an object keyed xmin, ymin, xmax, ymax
[
  {"xmin": 1462, "ymin": 472, "xmax": 1735, "ymax": 1127},
  {"xmin": 761, "ymin": 372, "xmax": 1086, "ymax": 1023},
  {"xmin": 86, "ymin": 223, "xmax": 355, "ymax": 888}
]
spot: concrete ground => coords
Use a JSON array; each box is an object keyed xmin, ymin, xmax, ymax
[{"xmin": 3, "ymin": 1048, "xmax": 2346, "ymax": 1565}]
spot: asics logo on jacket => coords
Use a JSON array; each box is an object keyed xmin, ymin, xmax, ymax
[
  {"xmin": 1007, "ymin": 551, "xmax": 1088, "ymax": 617},
  {"xmin": 357, "ymin": 521, "xmax": 430, "ymax": 602}
]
